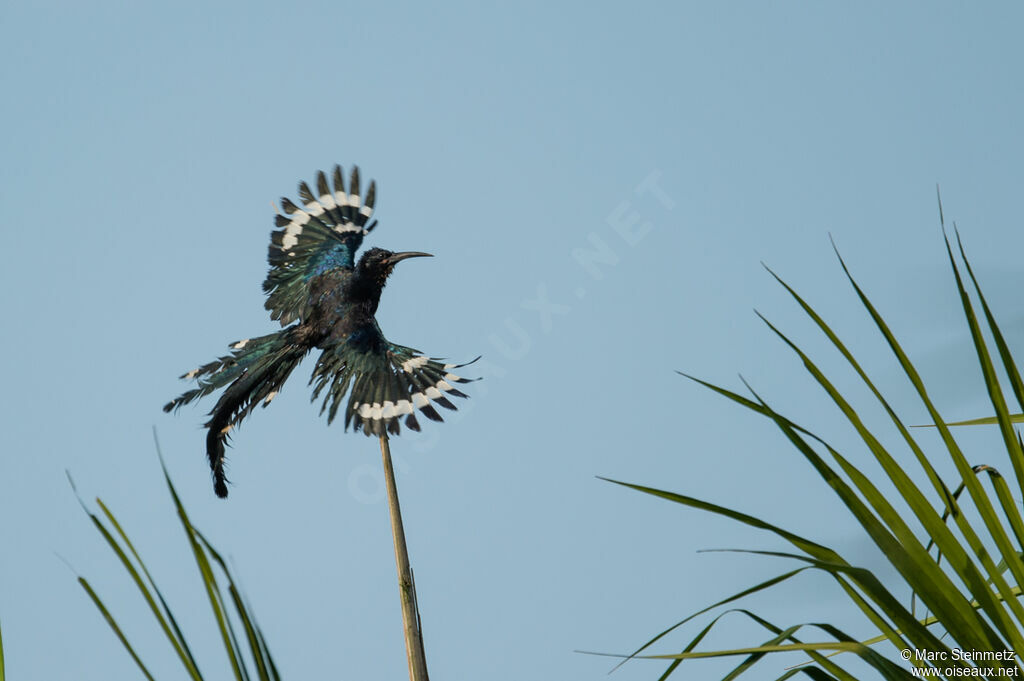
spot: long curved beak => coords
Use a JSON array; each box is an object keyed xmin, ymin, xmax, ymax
[{"xmin": 387, "ymin": 251, "xmax": 433, "ymax": 264}]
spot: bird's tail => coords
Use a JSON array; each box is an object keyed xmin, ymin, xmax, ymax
[
  {"xmin": 164, "ymin": 329, "xmax": 309, "ymax": 497},
  {"xmin": 310, "ymin": 343, "xmax": 478, "ymax": 437}
]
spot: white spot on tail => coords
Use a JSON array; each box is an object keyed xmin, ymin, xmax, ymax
[
  {"xmin": 443, "ymin": 373, "xmax": 462, "ymax": 382},
  {"xmin": 304, "ymin": 200, "xmax": 325, "ymax": 217},
  {"xmin": 425, "ymin": 386, "xmax": 443, "ymax": 399},
  {"xmin": 396, "ymin": 399, "xmax": 413, "ymax": 415},
  {"xmin": 412, "ymin": 392, "xmax": 429, "ymax": 408},
  {"xmin": 231, "ymin": 339, "xmax": 250, "ymax": 349},
  {"xmin": 264, "ymin": 391, "xmax": 278, "ymax": 405},
  {"xmin": 185, "ymin": 368, "xmax": 199, "ymax": 379},
  {"xmin": 318, "ymin": 193, "xmax": 337, "ymax": 209}
]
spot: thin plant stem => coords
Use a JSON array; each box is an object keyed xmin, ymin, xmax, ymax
[{"xmin": 379, "ymin": 433, "xmax": 429, "ymax": 681}]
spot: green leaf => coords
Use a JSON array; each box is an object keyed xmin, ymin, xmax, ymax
[
  {"xmin": 609, "ymin": 227, "xmax": 1024, "ymax": 679},
  {"xmin": 75, "ymin": 439, "xmax": 279, "ymax": 681}
]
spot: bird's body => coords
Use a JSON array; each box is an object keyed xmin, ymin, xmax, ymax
[{"xmin": 165, "ymin": 165, "xmax": 474, "ymax": 497}]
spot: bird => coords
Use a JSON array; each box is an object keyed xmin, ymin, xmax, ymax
[{"xmin": 164, "ymin": 164, "xmax": 476, "ymax": 498}]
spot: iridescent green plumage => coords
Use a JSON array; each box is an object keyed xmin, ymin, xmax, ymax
[
  {"xmin": 165, "ymin": 165, "xmax": 475, "ymax": 498},
  {"xmin": 263, "ymin": 165, "xmax": 377, "ymax": 326}
]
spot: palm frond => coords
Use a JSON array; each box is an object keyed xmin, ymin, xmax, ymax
[
  {"xmin": 608, "ymin": 229, "xmax": 1024, "ymax": 679},
  {"xmin": 72, "ymin": 439, "xmax": 280, "ymax": 680}
]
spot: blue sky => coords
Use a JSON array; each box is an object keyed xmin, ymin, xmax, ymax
[{"xmin": 3, "ymin": 2, "xmax": 1024, "ymax": 679}]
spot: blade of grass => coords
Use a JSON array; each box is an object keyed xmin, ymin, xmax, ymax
[
  {"xmin": 195, "ymin": 530, "xmax": 276, "ymax": 681},
  {"xmin": 96, "ymin": 498, "xmax": 204, "ymax": 678},
  {"xmin": 599, "ymin": 610, "xmax": 859, "ymax": 681},
  {"xmin": 655, "ymin": 612, "xmax": 726, "ymax": 680},
  {"xmin": 76, "ymin": 438, "xmax": 280, "ymax": 681},
  {"xmin": 69, "ymin": 474, "xmax": 204, "ymax": 681},
  {"xmin": 754, "ymin": 380, "xmax": 1018, "ymax": 659},
  {"xmin": 657, "ymin": 372, "xmax": 991, "ymax": 657},
  {"xmin": 764, "ymin": 264, "xmax": 959, "ymax": 518},
  {"xmin": 753, "ymin": 310, "xmax": 1017, "ymax": 637},
  {"xmin": 614, "ymin": 567, "xmax": 813, "ymax": 671},
  {"xmin": 766, "ymin": 260, "xmax": 1024, "ymax": 641},
  {"xmin": 953, "ymin": 219, "xmax": 1024, "ymax": 420},
  {"xmin": 922, "ymin": 414, "xmax": 1024, "ymax": 427},
  {"xmin": 79, "ymin": 577, "xmax": 159, "ymax": 681},
  {"xmin": 704, "ymin": 552, "xmax": 916, "ymax": 657},
  {"xmin": 603, "ymin": 476, "xmax": 957, "ymax": 660},
  {"xmin": 643, "ymin": 611, "xmax": 909, "ymax": 680},
  {"xmin": 734, "ymin": 614, "xmax": 904, "ymax": 681},
  {"xmin": 953, "ymin": 230, "xmax": 1024, "ymax": 532},
  {"xmin": 831, "ymin": 244, "xmax": 1024, "ymax": 650},
  {"xmin": 719, "ymin": 624, "xmax": 845, "ymax": 681},
  {"xmin": 160, "ymin": 463, "xmax": 246, "ymax": 681},
  {"xmin": 933, "ymin": 233, "xmax": 1024, "ymax": 630}
]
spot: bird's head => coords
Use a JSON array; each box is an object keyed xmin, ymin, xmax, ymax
[{"xmin": 355, "ymin": 248, "xmax": 433, "ymax": 290}]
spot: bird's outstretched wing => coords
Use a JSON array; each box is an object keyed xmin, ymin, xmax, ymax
[
  {"xmin": 309, "ymin": 341, "xmax": 478, "ymax": 436},
  {"xmin": 263, "ymin": 165, "xmax": 378, "ymax": 326}
]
